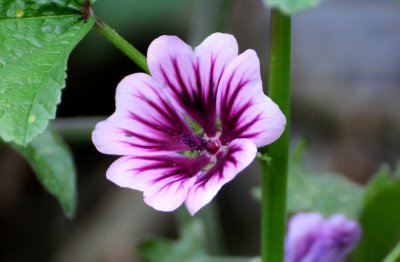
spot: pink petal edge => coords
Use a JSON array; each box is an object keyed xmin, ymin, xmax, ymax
[
  {"xmin": 216, "ymin": 49, "xmax": 286, "ymax": 147},
  {"xmin": 92, "ymin": 73, "xmax": 193, "ymax": 156},
  {"xmin": 106, "ymin": 153, "xmax": 211, "ymax": 212},
  {"xmin": 185, "ymin": 138, "xmax": 257, "ymax": 215}
]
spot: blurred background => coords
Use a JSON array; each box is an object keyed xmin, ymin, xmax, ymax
[{"xmin": 1, "ymin": 0, "xmax": 399, "ymax": 261}]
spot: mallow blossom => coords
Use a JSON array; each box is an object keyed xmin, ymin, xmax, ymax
[
  {"xmin": 285, "ymin": 212, "xmax": 362, "ymax": 262},
  {"xmin": 92, "ymin": 33, "xmax": 285, "ymax": 215}
]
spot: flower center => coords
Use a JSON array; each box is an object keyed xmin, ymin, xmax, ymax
[
  {"xmin": 181, "ymin": 133, "xmax": 222, "ymax": 155},
  {"xmin": 206, "ymin": 139, "xmax": 220, "ymax": 155},
  {"xmin": 181, "ymin": 134, "xmax": 208, "ymax": 151}
]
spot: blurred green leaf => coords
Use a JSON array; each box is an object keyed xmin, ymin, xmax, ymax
[
  {"xmin": 188, "ymin": 257, "xmax": 259, "ymax": 262},
  {"xmin": 261, "ymin": 0, "xmax": 322, "ymax": 15},
  {"xmin": 383, "ymin": 241, "xmax": 400, "ymax": 262},
  {"xmin": 138, "ymin": 218, "xmax": 207, "ymax": 262},
  {"xmin": 0, "ymin": 1, "xmax": 94, "ymax": 145},
  {"xmin": 252, "ymin": 140, "xmax": 364, "ymax": 218},
  {"xmin": 138, "ymin": 218, "xmax": 258, "ymax": 262},
  {"xmin": 351, "ymin": 165, "xmax": 400, "ymax": 262},
  {"xmin": 13, "ymin": 127, "xmax": 77, "ymax": 218},
  {"xmin": 286, "ymin": 165, "xmax": 364, "ymax": 219}
]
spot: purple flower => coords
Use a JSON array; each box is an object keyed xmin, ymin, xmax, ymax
[
  {"xmin": 92, "ymin": 33, "xmax": 285, "ymax": 215},
  {"xmin": 285, "ymin": 212, "xmax": 362, "ymax": 262}
]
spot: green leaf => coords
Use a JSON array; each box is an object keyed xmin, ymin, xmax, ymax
[
  {"xmin": 261, "ymin": 0, "xmax": 322, "ymax": 15},
  {"xmin": 187, "ymin": 257, "xmax": 259, "ymax": 262},
  {"xmin": 0, "ymin": 1, "xmax": 94, "ymax": 145},
  {"xmin": 138, "ymin": 219, "xmax": 258, "ymax": 262},
  {"xmin": 138, "ymin": 218, "xmax": 207, "ymax": 262},
  {"xmin": 0, "ymin": 0, "xmax": 80, "ymax": 18},
  {"xmin": 13, "ymin": 127, "xmax": 77, "ymax": 218},
  {"xmin": 286, "ymin": 168, "xmax": 364, "ymax": 219},
  {"xmin": 252, "ymin": 140, "xmax": 364, "ymax": 218},
  {"xmin": 72, "ymin": 0, "xmax": 97, "ymax": 8},
  {"xmin": 383, "ymin": 241, "xmax": 400, "ymax": 262},
  {"xmin": 351, "ymin": 165, "xmax": 400, "ymax": 262}
]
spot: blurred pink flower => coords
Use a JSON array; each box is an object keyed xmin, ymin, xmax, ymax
[
  {"xmin": 92, "ymin": 33, "xmax": 285, "ymax": 215},
  {"xmin": 285, "ymin": 212, "xmax": 362, "ymax": 262}
]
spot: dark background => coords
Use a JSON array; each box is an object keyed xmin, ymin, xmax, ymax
[{"xmin": 1, "ymin": 0, "xmax": 399, "ymax": 261}]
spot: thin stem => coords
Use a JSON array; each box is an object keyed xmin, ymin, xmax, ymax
[
  {"xmin": 93, "ymin": 18, "xmax": 149, "ymax": 73},
  {"xmin": 261, "ymin": 9, "xmax": 291, "ymax": 262}
]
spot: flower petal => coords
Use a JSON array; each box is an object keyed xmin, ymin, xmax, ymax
[
  {"xmin": 185, "ymin": 138, "xmax": 257, "ymax": 215},
  {"xmin": 92, "ymin": 73, "xmax": 193, "ymax": 155},
  {"xmin": 217, "ymin": 50, "xmax": 286, "ymax": 147},
  {"xmin": 193, "ymin": 33, "xmax": 239, "ymax": 135},
  {"xmin": 285, "ymin": 212, "xmax": 325, "ymax": 262},
  {"xmin": 143, "ymin": 175, "xmax": 197, "ymax": 212},
  {"xmin": 285, "ymin": 213, "xmax": 361, "ymax": 262},
  {"xmin": 306, "ymin": 215, "xmax": 362, "ymax": 262},
  {"xmin": 107, "ymin": 153, "xmax": 211, "ymax": 212},
  {"xmin": 147, "ymin": 34, "xmax": 237, "ymax": 136}
]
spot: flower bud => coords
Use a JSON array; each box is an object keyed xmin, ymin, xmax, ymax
[{"xmin": 285, "ymin": 212, "xmax": 361, "ymax": 262}]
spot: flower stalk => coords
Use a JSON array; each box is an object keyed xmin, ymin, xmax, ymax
[
  {"xmin": 261, "ymin": 9, "xmax": 291, "ymax": 262},
  {"xmin": 82, "ymin": 0, "xmax": 148, "ymax": 73},
  {"xmin": 94, "ymin": 18, "xmax": 150, "ymax": 73}
]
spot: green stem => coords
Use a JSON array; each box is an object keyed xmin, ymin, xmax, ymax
[
  {"xmin": 261, "ymin": 9, "xmax": 291, "ymax": 262},
  {"xmin": 93, "ymin": 18, "xmax": 149, "ymax": 73},
  {"xmin": 383, "ymin": 241, "xmax": 400, "ymax": 262}
]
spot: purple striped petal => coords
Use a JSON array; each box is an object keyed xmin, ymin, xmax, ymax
[
  {"xmin": 305, "ymin": 215, "xmax": 361, "ymax": 262},
  {"xmin": 147, "ymin": 34, "xmax": 238, "ymax": 136},
  {"xmin": 217, "ymin": 50, "xmax": 286, "ymax": 147},
  {"xmin": 107, "ymin": 153, "xmax": 211, "ymax": 212},
  {"xmin": 193, "ymin": 33, "xmax": 239, "ymax": 135},
  {"xmin": 92, "ymin": 33, "xmax": 287, "ymax": 215},
  {"xmin": 92, "ymin": 73, "xmax": 193, "ymax": 155},
  {"xmin": 185, "ymin": 138, "xmax": 257, "ymax": 215}
]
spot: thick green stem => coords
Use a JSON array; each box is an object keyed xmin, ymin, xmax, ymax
[
  {"xmin": 94, "ymin": 18, "xmax": 149, "ymax": 73},
  {"xmin": 261, "ymin": 9, "xmax": 291, "ymax": 262}
]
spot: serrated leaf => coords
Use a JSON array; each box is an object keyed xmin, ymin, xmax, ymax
[
  {"xmin": 261, "ymin": 0, "xmax": 322, "ymax": 15},
  {"xmin": 138, "ymin": 219, "xmax": 257, "ymax": 262},
  {"xmin": 138, "ymin": 219, "xmax": 207, "ymax": 262},
  {"xmin": 13, "ymin": 127, "xmax": 77, "ymax": 218},
  {"xmin": 351, "ymin": 165, "xmax": 400, "ymax": 262},
  {"xmin": 286, "ymin": 170, "xmax": 364, "ymax": 219},
  {"xmin": 0, "ymin": 1, "xmax": 94, "ymax": 145},
  {"xmin": 289, "ymin": 143, "xmax": 365, "ymax": 219}
]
